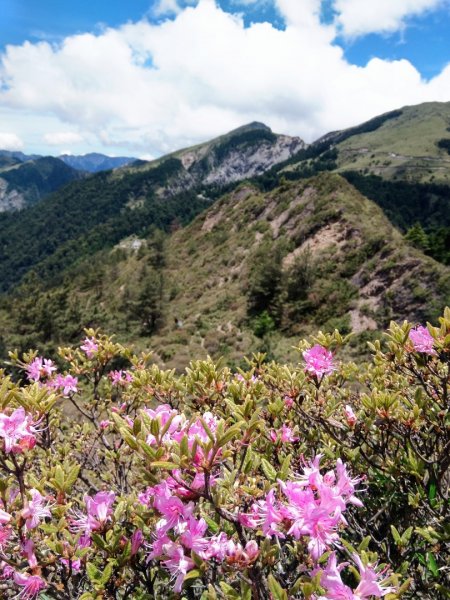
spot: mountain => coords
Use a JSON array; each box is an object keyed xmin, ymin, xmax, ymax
[
  {"xmin": 0, "ymin": 123, "xmax": 305, "ymax": 291},
  {"xmin": 59, "ymin": 152, "xmax": 137, "ymax": 173},
  {"xmin": 0, "ymin": 156, "xmax": 85, "ymax": 212},
  {"xmin": 0, "ymin": 150, "xmax": 41, "ymax": 162},
  {"xmin": 280, "ymin": 101, "xmax": 450, "ymax": 184},
  {"xmin": 1, "ymin": 172, "xmax": 448, "ymax": 367}
]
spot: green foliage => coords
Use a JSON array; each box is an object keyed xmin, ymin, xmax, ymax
[
  {"xmin": 0, "ymin": 157, "xmax": 208, "ymax": 292},
  {"xmin": 405, "ymin": 223, "xmax": 430, "ymax": 251}
]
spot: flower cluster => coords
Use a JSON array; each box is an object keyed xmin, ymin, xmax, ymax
[
  {"xmin": 240, "ymin": 456, "xmax": 362, "ymax": 559},
  {"xmin": 26, "ymin": 356, "xmax": 78, "ymax": 396},
  {"xmin": 303, "ymin": 344, "xmax": 336, "ymax": 378},
  {"xmin": 0, "ymin": 407, "xmax": 38, "ymax": 454},
  {"xmin": 409, "ymin": 325, "xmax": 436, "ymax": 355}
]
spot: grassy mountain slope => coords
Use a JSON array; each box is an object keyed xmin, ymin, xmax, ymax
[
  {"xmin": 2, "ymin": 172, "xmax": 448, "ymax": 368},
  {"xmin": 276, "ymin": 102, "xmax": 450, "ymax": 185},
  {"xmin": 328, "ymin": 102, "xmax": 450, "ymax": 183}
]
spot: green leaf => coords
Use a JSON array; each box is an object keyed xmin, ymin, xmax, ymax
[
  {"xmin": 426, "ymin": 552, "xmax": 439, "ymax": 577},
  {"xmin": 261, "ymin": 458, "xmax": 277, "ymax": 482},
  {"xmin": 86, "ymin": 562, "xmax": 102, "ymax": 584},
  {"xmin": 216, "ymin": 424, "xmax": 241, "ymax": 448},
  {"xmin": 268, "ymin": 574, "xmax": 288, "ymax": 600},
  {"xmin": 150, "ymin": 461, "xmax": 179, "ymax": 470}
]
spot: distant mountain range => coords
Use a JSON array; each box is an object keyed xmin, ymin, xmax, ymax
[
  {"xmin": 58, "ymin": 153, "xmax": 137, "ymax": 173},
  {"xmin": 0, "ymin": 151, "xmax": 138, "ymax": 211},
  {"xmin": 0, "ymin": 101, "xmax": 448, "ymax": 365}
]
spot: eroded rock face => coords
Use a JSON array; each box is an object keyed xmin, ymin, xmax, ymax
[
  {"xmin": 201, "ymin": 135, "xmax": 306, "ymax": 186},
  {"xmin": 0, "ymin": 178, "xmax": 25, "ymax": 212}
]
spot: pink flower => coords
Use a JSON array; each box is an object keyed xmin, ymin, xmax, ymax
[
  {"xmin": 85, "ymin": 491, "xmax": 115, "ymax": 525},
  {"xmin": 12, "ymin": 572, "xmax": 46, "ymax": 599},
  {"xmin": 314, "ymin": 553, "xmax": 394, "ymax": 599},
  {"xmin": 270, "ymin": 424, "xmax": 297, "ymax": 443},
  {"xmin": 409, "ymin": 326, "xmax": 436, "ymax": 355},
  {"xmin": 0, "ymin": 525, "xmax": 12, "ymax": 549},
  {"xmin": 26, "ymin": 357, "xmax": 57, "ymax": 382},
  {"xmin": 344, "ymin": 405, "xmax": 357, "ymax": 427},
  {"xmin": 109, "ymin": 370, "xmax": 133, "ymax": 386},
  {"xmin": 70, "ymin": 491, "xmax": 115, "ymax": 534},
  {"xmin": 353, "ymin": 553, "xmax": 395, "ymax": 597},
  {"xmin": 26, "ymin": 358, "xmax": 43, "ymax": 382},
  {"xmin": 61, "ymin": 557, "xmax": 82, "ymax": 573},
  {"xmin": 179, "ymin": 517, "xmax": 210, "ymax": 557},
  {"xmin": 0, "ymin": 508, "xmax": 11, "ymax": 524},
  {"xmin": 240, "ymin": 489, "xmax": 284, "ymax": 538},
  {"xmin": 21, "ymin": 489, "xmax": 53, "ymax": 530},
  {"xmin": 52, "ymin": 374, "xmax": 78, "ymax": 396},
  {"xmin": 21, "ymin": 539, "xmax": 37, "ymax": 568},
  {"xmin": 80, "ymin": 337, "xmax": 98, "ymax": 358},
  {"xmin": 284, "ymin": 395, "xmax": 294, "ymax": 409},
  {"xmin": 131, "ymin": 529, "xmax": 144, "ymax": 556},
  {"xmin": 162, "ymin": 543, "xmax": 194, "ymax": 594},
  {"xmin": 303, "ymin": 345, "xmax": 335, "ymax": 378},
  {"xmin": 226, "ymin": 539, "xmax": 260, "ymax": 565},
  {"xmin": 99, "ymin": 420, "xmax": 111, "ymax": 430},
  {"xmin": 0, "ymin": 408, "xmax": 38, "ymax": 454}
]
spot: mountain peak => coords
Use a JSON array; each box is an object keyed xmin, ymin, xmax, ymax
[{"xmin": 228, "ymin": 122, "xmax": 272, "ymax": 136}]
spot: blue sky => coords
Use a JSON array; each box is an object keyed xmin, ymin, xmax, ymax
[{"xmin": 0, "ymin": 0, "xmax": 449, "ymax": 156}]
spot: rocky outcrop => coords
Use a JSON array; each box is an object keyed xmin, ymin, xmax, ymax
[{"xmin": 0, "ymin": 179, "xmax": 25, "ymax": 212}]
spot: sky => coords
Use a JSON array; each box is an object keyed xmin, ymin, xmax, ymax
[{"xmin": 0, "ymin": 0, "xmax": 449, "ymax": 158}]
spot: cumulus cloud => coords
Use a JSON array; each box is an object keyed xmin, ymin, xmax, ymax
[
  {"xmin": 0, "ymin": 132, "xmax": 24, "ymax": 151},
  {"xmin": 43, "ymin": 131, "xmax": 84, "ymax": 145},
  {"xmin": 334, "ymin": 0, "xmax": 447, "ymax": 37},
  {"xmin": 0, "ymin": 0, "xmax": 449, "ymax": 156}
]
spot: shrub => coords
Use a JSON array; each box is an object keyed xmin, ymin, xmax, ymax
[{"xmin": 0, "ymin": 310, "xmax": 450, "ymax": 598}]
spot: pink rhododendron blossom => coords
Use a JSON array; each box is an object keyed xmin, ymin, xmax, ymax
[
  {"xmin": 52, "ymin": 374, "xmax": 78, "ymax": 396},
  {"xmin": 0, "ymin": 525, "xmax": 11, "ymax": 549},
  {"xmin": 70, "ymin": 491, "xmax": 115, "ymax": 534},
  {"xmin": 409, "ymin": 325, "xmax": 436, "ymax": 355},
  {"xmin": 109, "ymin": 370, "xmax": 133, "ymax": 386},
  {"xmin": 303, "ymin": 345, "xmax": 335, "ymax": 377},
  {"xmin": 61, "ymin": 557, "xmax": 82, "ymax": 573},
  {"xmin": 270, "ymin": 424, "xmax": 298, "ymax": 443},
  {"xmin": 240, "ymin": 489, "xmax": 284, "ymax": 538},
  {"xmin": 21, "ymin": 539, "xmax": 37, "ymax": 568},
  {"xmin": 284, "ymin": 395, "xmax": 294, "ymax": 408},
  {"xmin": 26, "ymin": 357, "xmax": 57, "ymax": 382},
  {"xmin": 344, "ymin": 405, "xmax": 357, "ymax": 426},
  {"xmin": 241, "ymin": 456, "xmax": 361, "ymax": 560},
  {"xmin": 99, "ymin": 420, "xmax": 111, "ymax": 430},
  {"xmin": 0, "ymin": 407, "xmax": 38, "ymax": 454},
  {"xmin": 179, "ymin": 516, "xmax": 210, "ymax": 557},
  {"xmin": 131, "ymin": 529, "xmax": 144, "ymax": 556},
  {"xmin": 80, "ymin": 337, "xmax": 98, "ymax": 358},
  {"xmin": 21, "ymin": 489, "xmax": 53, "ymax": 530},
  {"xmin": 13, "ymin": 572, "xmax": 46, "ymax": 599},
  {"xmin": 314, "ymin": 553, "xmax": 394, "ymax": 599},
  {"xmin": 0, "ymin": 507, "xmax": 11, "ymax": 524},
  {"xmin": 162, "ymin": 543, "xmax": 195, "ymax": 594},
  {"xmin": 352, "ymin": 553, "xmax": 395, "ymax": 597}
]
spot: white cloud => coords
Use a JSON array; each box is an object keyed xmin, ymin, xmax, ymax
[
  {"xmin": 152, "ymin": 0, "xmax": 197, "ymax": 17},
  {"xmin": 153, "ymin": 0, "xmax": 183, "ymax": 16},
  {"xmin": 43, "ymin": 131, "xmax": 84, "ymax": 145},
  {"xmin": 0, "ymin": 0, "xmax": 449, "ymax": 156},
  {"xmin": 334, "ymin": 0, "xmax": 447, "ymax": 37},
  {"xmin": 0, "ymin": 132, "xmax": 24, "ymax": 151}
]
